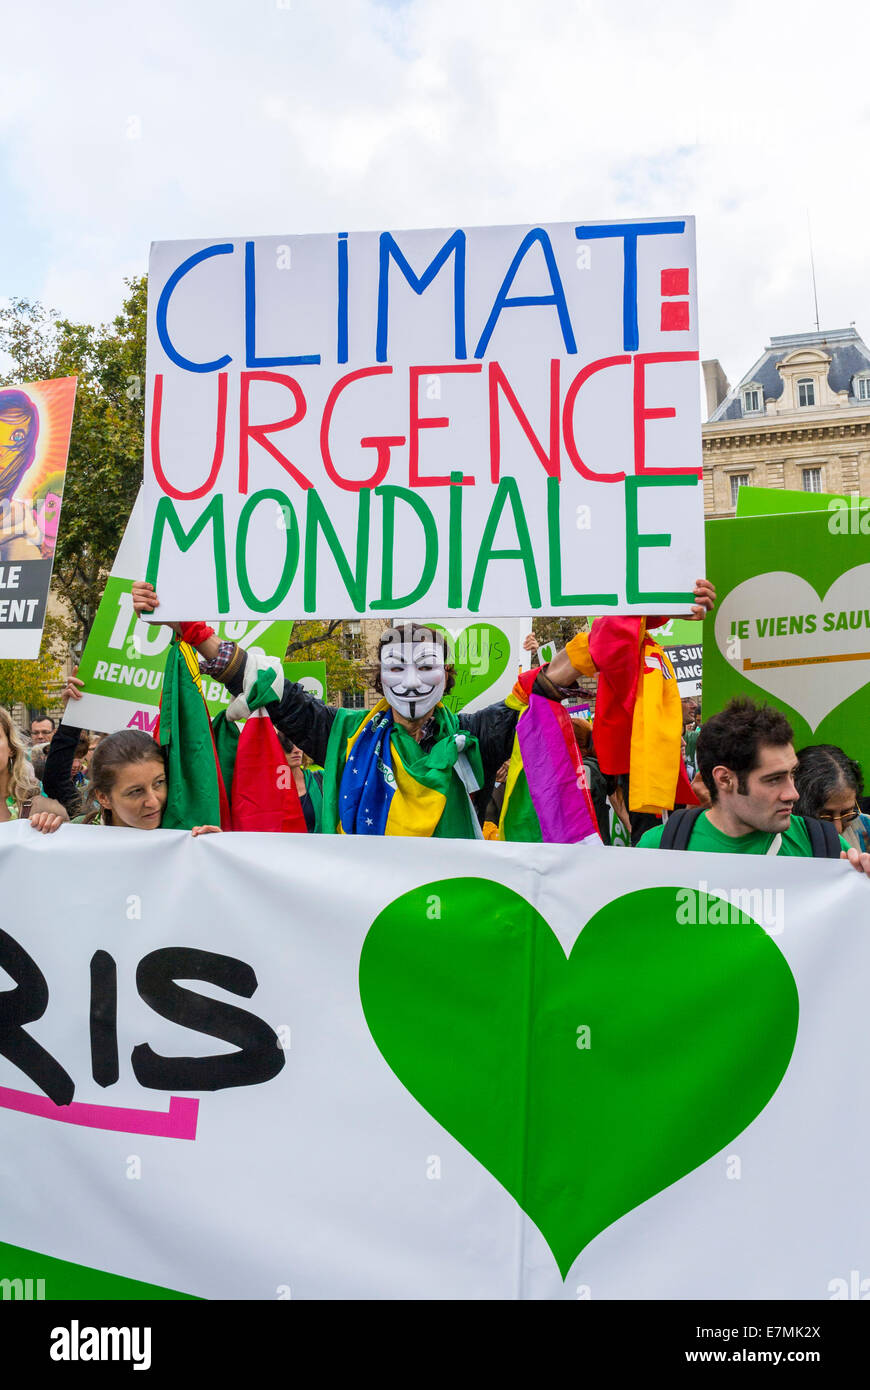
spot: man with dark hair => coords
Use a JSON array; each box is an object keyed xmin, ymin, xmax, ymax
[
  {"xmin": 638, "ymin": 698, "xmax": 870, "ymax": 872},
  {"xmin": 30, "ymin": 713, "xmax": 55, "ymax": 747}
]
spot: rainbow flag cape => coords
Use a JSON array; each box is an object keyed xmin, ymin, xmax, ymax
[
  {"xmin": 498, "ymin": 671, "xmax": 600, "ymax": 844},
  {"xmin": 322, "ymin": 699, "xmax": 483, "ymax": 839}
]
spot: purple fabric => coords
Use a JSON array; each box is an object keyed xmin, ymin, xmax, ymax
[{"xmin": 517, "ymin": 693, "xmax": 600, "ymax": 844}]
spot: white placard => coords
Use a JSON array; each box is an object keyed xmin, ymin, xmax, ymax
[{"xmin": 143, "ymin": 219, "xmax": 704, "ymax": 622}]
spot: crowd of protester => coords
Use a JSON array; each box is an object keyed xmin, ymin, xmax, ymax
[{"xmin": 3, "ymin": 581, "xmax": 870, "ymax": 877}]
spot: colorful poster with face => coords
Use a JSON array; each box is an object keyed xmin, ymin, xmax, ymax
[
  {"xmin": 142, "ymin": 219, "xmax": 704, "ymax": 623},
  {"xmin": 703, "ymin": 509, "xmax": 870, "ymax": 770},
  {"xmin": 0, "ymin": 376, "xmax": 77, "ymax": 659},
  {"xmin": 65, "ymin": 493, "xmax": 293, "ymax": 735}
]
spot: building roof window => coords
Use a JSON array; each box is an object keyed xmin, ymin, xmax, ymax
[
  {"xmin": 797, "ymin": 378, "xmax": 815, "ymax": 407},
  {"xmin": 730, "ymin": 474, "xmax": 750, "ymax": 508},
  {"xmin": 855, "ymin": 373, "xmax": 870, "ymax": 402},
  {"xmin": 742, "ymin": 385, "xmax": 762, "ymax": 414}
]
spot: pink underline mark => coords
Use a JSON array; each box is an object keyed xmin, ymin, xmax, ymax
[{"xmin": 0, "ymin": 1085, "xmax": 199, "ymax": 1140}]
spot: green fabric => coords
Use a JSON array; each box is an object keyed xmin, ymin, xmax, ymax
[
  {"xmin": 303, "ymin": 767, "xmax": 324, "ymax": 833},
  {"xmin": 159, "ymin": 639, "xmax": 223, "ymax": 830},
  {"xmin": 639, "ymin": 812, "xmax": 848, "ymax": 856},
  {"xmin": 211, "ymin": 711, "xmax": 240, "ymax": 805},
  {"xmin": 4, "ymin": 795, "xmax": 20, "ymax": 821},
  {"xmin": 684, "ymin": 727, "xmax": 700, "ymax": 764},
  {"xmin": 322, "ymin": 704, "xmax": 484, "ymax": 839},
  {"xmin": 0, "ymin": 1238, "xmax": 197, "ymax": 1300},
  {"xmin": 500, "ymin": 768, "xmax": 543, "ymax": 842}
]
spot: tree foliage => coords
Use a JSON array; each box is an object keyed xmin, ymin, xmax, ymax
[
  {"xmin": 530, "ymin": 615, "xmax": 589, "ymax": 650},
  {"xmin": 0, "ymin": 279, "xmax": 146, "ymax": 645},
  {"xmin": 285, "ymin": 620, "xmax": 366, "ymax": 702},
  {"xmin": 0, "ymin": 615, "xmax": 64, "ymax": 710}
]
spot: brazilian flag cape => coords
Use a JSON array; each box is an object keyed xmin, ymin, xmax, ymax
[{"xmin": 321, "ymin": 699, "xmax": 484, "ymax": 839}]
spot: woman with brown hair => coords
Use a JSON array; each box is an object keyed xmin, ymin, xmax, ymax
[
  {"xmin": 0, "ymin": 706, "xmax": 67, "ymax": 831},
  {"xmin": 43, "ymin": 676, "xmax": 218, "ymax": 834}
]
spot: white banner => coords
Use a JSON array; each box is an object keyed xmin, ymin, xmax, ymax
[
  {"xmin": 143, "ymin": 218, "xmax": 704, "ymax": 622},
  {"xmin": 1, "ymin": 823, "xmax": 865, "ymax": 1300}
]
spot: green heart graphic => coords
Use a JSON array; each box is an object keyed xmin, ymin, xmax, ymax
[
  {"xmin": 359, "ymin": 879, "xmax": 799, "ymax": 1278},
  {"xmin": 428, "ymin": 623, "xmax": 512, "ymax": 712}
]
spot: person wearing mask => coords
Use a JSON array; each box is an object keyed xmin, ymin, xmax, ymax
[{"xmin": 131, "ymin": 578, "xmax": 717, "ymax": 842}]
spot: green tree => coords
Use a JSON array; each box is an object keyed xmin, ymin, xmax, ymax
[
  {"xmin": 528, "ymin": 615, "xmax": 589, "ymax": 651},
  {"xmin": 0, "ymin": 279, "xmax": 146, "ymax": 646},
  {"xmin": 0, "ymin": 617, "xmax": 63, "ymax": 710},
  {"xmin": 285, "ymin": 620, "xmax": 366, "ymax": 702}
]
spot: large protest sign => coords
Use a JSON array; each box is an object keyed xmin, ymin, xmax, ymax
[
  {"xmin": 1, "ymin": 823, "xmax": 867, "ymax": 1299},
  {"xmin": 704, "ymin": 509, "xmax": 870, "ymax": 769},
  {"xmin": 0, "ymin": 377, "xmax": 77, "ymax": 659},
  {"xmin": 66, "ymin": 494, "xmax": 293, "ymax": 735},
  {"xmin": 143, "ymin": 219, "xmax": 704, "ymax": 623}
]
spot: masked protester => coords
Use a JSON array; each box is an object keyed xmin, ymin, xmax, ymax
[
  {"xmin": 131, "ymin": 579, "xmax": 718, "ymax": 843},
  {"xmin": 136, "ymin": 611, "xmax": 519, "ymax": 840}
]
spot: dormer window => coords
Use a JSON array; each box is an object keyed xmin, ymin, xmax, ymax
[
  {"xmin": 742, "ymin": 385, "xmax": 762, "ymax": 414},
  {"xmin": 797, "ymin": 378, "xmax": 815, "ymax": 407},
  {"xmin": 855, "ymin": 373, "xmax": 870, "ymax": 401}
]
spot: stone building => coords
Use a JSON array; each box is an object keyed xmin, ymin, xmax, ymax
[{"xmin": 702, "ymin": 326, "xmax": 870, "ymax": 518}]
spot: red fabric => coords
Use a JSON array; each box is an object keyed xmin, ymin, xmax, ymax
[
  {"xmin": 178, "ymin": 621, "xmax": 215, "ymax": 647},
  {"xmin": 587, "ymin": 617, "xmax": 643, "ymax": 774},
  {"xmin": 230, "ymin": 714, "xmax": 307, "ymax": 833},
  {"xmin": 674, "ymin": 758, "xmax": 699, "ymax": 806},
  {"xmin": 512, "ymin": 667, "xmax": 540, "ymax": 703}
]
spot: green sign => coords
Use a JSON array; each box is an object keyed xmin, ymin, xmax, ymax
[
  {"xmin": 65, "ymin": 495, "xmax": 293, "ymax": 735},
  {"xmin": 704, "ymin": 508, "xmax": 870, "ymax": 768},
  {"xmin": 737, "ymin": 484, "xmax": 870, "ymax": 519},
  {"xmin": 283, "ymin": 660, "xmax": 327, "ymax": 701}
]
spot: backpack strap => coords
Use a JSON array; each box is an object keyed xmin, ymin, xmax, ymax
[
  {"xmin": 658, "ymin": 806, "xmax": 703, "ymax": 850},
  {"xmin": 804, "ymin": 816, "xmax": 842, "ymax": 859}
]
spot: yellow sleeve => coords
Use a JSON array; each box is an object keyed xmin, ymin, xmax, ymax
[{"xmin": 564, "ymin": 631, "xmax": 597, "ymax": 678}]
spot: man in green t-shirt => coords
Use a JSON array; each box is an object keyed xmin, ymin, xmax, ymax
[{"xmin": 639, "ymin": 699, "xmax": 870, "ymax": 875}]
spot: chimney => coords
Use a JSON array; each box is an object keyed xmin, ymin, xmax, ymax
[{"xmin": 702, "ymin": 359, "xmax": 730, "ymax": 420}]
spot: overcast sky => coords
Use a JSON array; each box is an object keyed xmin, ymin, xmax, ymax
[{"xmin": 2, "ymin": 0, "xmax": 869, "ymax": 395}]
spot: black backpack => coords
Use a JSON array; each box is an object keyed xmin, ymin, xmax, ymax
[{"xmin": 658, "ymin": 807, "xmax": 841, "ymax": 857}]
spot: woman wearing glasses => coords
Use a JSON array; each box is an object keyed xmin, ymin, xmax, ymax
[{"xmin": 795, "ymin": 745, "xmax": 870, "ymax": 853}]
